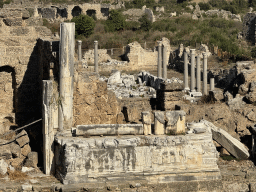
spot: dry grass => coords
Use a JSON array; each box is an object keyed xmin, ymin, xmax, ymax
[
  {"xmin": 7, "ymin": 168, "xmax": 29, "ymax": 181},
  {"xmin": 197, "ymin": 95, "xmax": 215, "ymax": 104}
]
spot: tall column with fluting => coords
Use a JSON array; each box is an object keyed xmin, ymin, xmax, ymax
[
  {"xmin": 59, "ymin": 22, "xmax": 75, "ymax": 130},
  {"xmin": 77, "ymin": 40, "xmax": 82, "ymax": 61},
  {"xmin": 203, "ymin": 52, "xmax": 208, "ymax": 95},
  {"xmin": 184, "ymin": 50, "xmax": 189, "ymax": 91},
  {"xmin": 94, "ymin": 40, "xmax": 98, "ymax": 73},
  {"xmin": 196, "ymin": 55, "xmax": 201, "ymax": 92},
  {"xmin": 162, "ymin": 45, "xmax": 167, "ymax": 79},
  {"xmin": 157, "ymin": 42, "xmax": 162, "ymax": 78},
  {"xmin": 190, "ymin": 49, "xmax": 196, "ymax": 92}
]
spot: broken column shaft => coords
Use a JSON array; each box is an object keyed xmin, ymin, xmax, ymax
[
  {"xmin": 59, "ymin": 22, "xmax": 75, "ymax": 130},
  {"xmin": 157, "ymin": 42, "xmax": 162, "ymax": 78},
  {"xmin": 203, "ymin": 53, "xmax": 208, "ymax": 95},
  {"xmin": 162, "ymin": 45, "xmax": 167, "ymax": 79},
  {"xmin": 94, "ymin": 41, "xmax": 98, "ymax": 73},
  {"xmin": 77, "ymin": 40, "xmax": 82, "ymax": 61},
  {"xmin": 210, "ymin": 78, "xmax": 215, "ymax": 91},
  {"xmin": 184, "ymin": 50, "xmax": 189, "ymax": 91},
  {"xmin": 42, "ymin": 80, "xmax": 54, "ymax": 175},
  {"xmin": 190, "ymin": 49, "xmax": 196, "ymax": 92},
  {"xmin": 196, "ymin": 55, "xmax": 201, "ymax": 92}
]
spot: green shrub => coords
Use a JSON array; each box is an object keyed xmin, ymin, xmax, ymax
[
  {"xmin": 125, "ymin": 21, "xmax": 140, "ymax": 31},
  {"xmin": 198, "ymin": 2, "xmax": 211, "ymax": 11},
  {"xmin": 105, "ymin": 10, "xmax": 126, "ymax": 32},
  {"xmin": 71, "ymin": 14, "xmax": 95, "ymax": 37},
  {"xmin": 251, "ymin": 47, "xmax": 256, "ymax": 58},
  {"xmin": 139, "ymin": 14, "xmax": 152, "ymax": 31},
  {"xmin": 152, "ymin": 19, "xmax": 177, "ymax": 32},
  {"xmin": 0, "ymin": 0, "xmax": 11, "ymax": 8}
]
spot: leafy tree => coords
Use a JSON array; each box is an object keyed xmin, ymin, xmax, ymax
[
  {"xmin": 71, "ymin": 14, "xmax": 95, "ymax": 37},
  {"xmin": 139, "ymin": 14, "xmax": 152, "ymax": 31},
  {"xmin": 105, "ymin": 10, "xmax": 126, "ymax": 32}
]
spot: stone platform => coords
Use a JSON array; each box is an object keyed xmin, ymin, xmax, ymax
[{"xmin": 54, "ymin": 129, "xmax": 221, "ymax": 185}]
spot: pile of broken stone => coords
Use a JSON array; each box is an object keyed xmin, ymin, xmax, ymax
[
  {"xmin": 99, "ymin": 70, "xmax": 183, "ymax": 99},
  {"xmin": 0, "ymin": 130, "xmax": 37, "ymax": 177}
]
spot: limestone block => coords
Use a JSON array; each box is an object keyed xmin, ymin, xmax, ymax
[
  {"xmin": 202, "ymin": 120, "xmax": 249, "ymax": 159},
  {"xmin": 0, "ymin": 142, "xmax": 12, "ymax": 160},
  {"xmin": 166, "ymin": 111, "xmax": 186, "ymax": 134},
  {"xmin": 108, "ymin": 70, "xmax": 122, "ymax": 84},
  {"xmin": 154, "ymin": 111, "xmax": 165, "ymax": 135},
  {"xmin": 54, "ymin": 133, "xmax": 220, "ymax": 185},
  {"xmin": 76, "ymin": 124, "xmax": 143, "ymax": 136},
  {"xmin": 0, "ymin": 159, "xmax": 8, "ymax": 175},
  {"xmin": 21, "ymin": 144, "xmax": 31, "ymax": 157},
  {"xmin": 142, "ymin": 111, "xmax": 151, "ymax": 135},
  {"xmin": 10, "ymin": 157, "xmax": 25, "ymax": 168},
  {"xmin": 24, "ymin": 152, "xmax": 38, "ymax": 168},
  {"xmin": 16, "ymin": 130, "xmax": 29, "ymax": 147},
  {"xmin": 209, "ymin": 90, "xmax": 224, "ymax": 102},
  {"xmin": 10, "ymin": 143, "xmax": 21, "ymax": 158}
]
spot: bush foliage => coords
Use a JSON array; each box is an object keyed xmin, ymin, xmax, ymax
[
  {"xmin": 71, "ymin": 14, "xmax": 95, "ymax": 37},
  {"xmin": 105, "ymin": 10, "xmax": 126, "ymax": 32}
]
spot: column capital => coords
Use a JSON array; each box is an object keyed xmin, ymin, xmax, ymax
[
  {"xmin": 94, "ymin": 40, "xmax": 98, "ymax": 44},
  {"xmin": 77, "ymin": 40, "xmax": 82, "ymax": 44},
  {"xmin": 190, "ymin": 49, "xmax": 196, "ymax": 54}
]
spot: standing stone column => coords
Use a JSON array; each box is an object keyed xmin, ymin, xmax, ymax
[
  {"xmin": 94, "ymin": 40, "xmax": 98, "ymax": 73},
  {"xmin": 210, "ymin": 78, "xmax": 215, "ymax": 91},
  {"xmin": 59, "ymin": 22, "xmax": 75, "ymax": 130},
  {"xmin": 203, "ymin": 52, "xmax": 208, "ymax": 95},
  {"xmin": 190, "ymin": 49, "xmax": 196, "ymax": 92},
  {"xmin": 184, "ymin": 50, "xmax": 189, "ymax": 91},
  {"xmin": 154, "ymin": 111, "xmax": 165, "ymax": 135},
  {"xmin": 196, "ymin": 55, "xmax": 201, "ymax": 92},
  {"xmin": 142, "ymin": 111, "xmax": 151, "ymax": 135},
  {"xmin": 157, "ymin": 42, "xmax": 162, "ymax": 78},
  {"xmin": 162, "ymin": 45, "xmax": 167, "ymax": 79},
  {"xmin": 42, "ymin": 80, "xmax": 54, "ymax": 175},
  {"xmin": 77, "ymin": 40, "xmax": 82, "ymax": 61}
]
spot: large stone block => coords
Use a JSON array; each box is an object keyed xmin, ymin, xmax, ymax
[
  {"xmin": 16, "ymin": 130, "xmax": 29, "ymax": 147},
  {"xmin": 55, "ymin": 132, "xmax": 220, "ymax": 185},
  {"xmin": 201, "ymin": 120, "xmax": 249, "ymax": 159}
]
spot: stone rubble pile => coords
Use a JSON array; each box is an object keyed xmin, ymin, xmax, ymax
[
  {"xmin": 100, "ymin": 59, "xmax": 128, "ymax": 66},
  {"xmin": 99, "ymin": 70, "xmax": 183, "ymax": 99},
  {"xmin": 0, "ymin": 130, "xmax": 38, "ymax": 177}
]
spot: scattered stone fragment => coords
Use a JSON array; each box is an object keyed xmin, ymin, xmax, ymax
[
  {"xmin": 16, "ymin": 130, "xmax": 30, "ymax": 147},
  {"xmin": 21, "ymin": 144, "xmax": 31, "ymax": 157},
  {"xmin": 0, "ymin": 159, "xmax": 8, "ymax": 175},
  {"xmin": 24, "ymin": 152, "xmax": 38, "ymax": 168}
]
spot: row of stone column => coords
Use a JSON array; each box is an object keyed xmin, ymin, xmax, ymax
[
  {"xmin": 183, "ymin": 50, "xmax": 215, "ymax": 94},
  {"xmin": 157, "ymin": 42, "xmax": 168, "ymax": 79},
  {"xmin": 77, "ymin": 40, "xmax": 99, "ymax": 73}
]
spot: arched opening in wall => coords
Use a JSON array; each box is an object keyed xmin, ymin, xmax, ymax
[
  {"xmin": 57, "ymin": 7, "xmax": 68, "ymax": 18},
  {"xmin": 101, "ymin": 8, "xmax": 109, "ymax": 17},
  {"xmin": 86, "ymin": 9, "xmax": 96, "ymax": 18},
  {"xmin": 0, "ymin": 66, "xmax": 17, "ymax": 135},
  {"xmin": 72, "ymin": 6, "xmax": 82, "ymax": 18}
]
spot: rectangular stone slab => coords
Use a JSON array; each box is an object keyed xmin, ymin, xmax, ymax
[
  {"xmin": 201, "ymin": 120, "xmax": 249, "ymax": 160},
  {"xmin": 55, "ymin": 132, "xmax": 221, "ymax": 185},
  {"xmin": 75, "ymin": 124, "xmax": 143, "ymax": 136}
]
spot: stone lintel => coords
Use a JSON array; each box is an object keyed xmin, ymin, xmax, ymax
[{"xmin": 75, "ymin": 124, "xmax": 143, "ymax": 136}]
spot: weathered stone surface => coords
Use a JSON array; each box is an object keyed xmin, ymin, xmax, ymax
[
  {"xmin": 142, "ymin": 111, "xmax": 151, "ymax": 135},
  {"xmin": 16, "ymin": 130, "xmax": 29, "ymax": 147},
  {"xmin": 246, "ymin": 92, "xmax": 256, "ymax": 103},
  {"xmin": 154, "ymin": 111, "xmax": 165, "ymax": 135},
  {"xmin": 76, "ymin": 124, "xmax": 143, "ymax": 136},
  {"xmin": 21, "ymin": 144, "xmax": 31, "ymax": 157},
  {"xmin": 24, "ymin": 152, "xmax": 38, "ymax": 168},
  {"xmin": 0, "ymin": 159, "xmax": 8, "ymax": 175},
  {"xmin": 3, "ymin": 18, "xmax": 22, "ymax": 26},
  {"xmin": 227, "ymin": 94, "xmax": 246, "ymax": 110},
  {"xmin": 202, "ymin": 120, "xmax": 249, "ymax": 159},
  {"xmin": 108, "ymin": 70, "xmax": 122, "ymax": 84},
  {"xmin": 55, "ymin": 132, "xmax": 220, "ymax": 185},
  {"xmin": 166, "ymin": 110, "xmax": 186, "ymax": 134},
  {"xmin": 209, "ymin": 90, "xmax": 224, "ymax": 102},
  {"xmin": 10, "ymin": 157, "xmax": 24, "ymax": 168},
  {"xmin": 10, "ymin": 143, "xmax": 21, "ymax": 158}
]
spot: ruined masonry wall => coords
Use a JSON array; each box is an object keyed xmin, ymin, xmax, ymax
[
  {"xmin": 0, "ymin": 16, "xmax": 52, "ymax": 132},
  {"xmin": 73, "ymin": 72, "xmax": 124, "ymax": 126}
]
